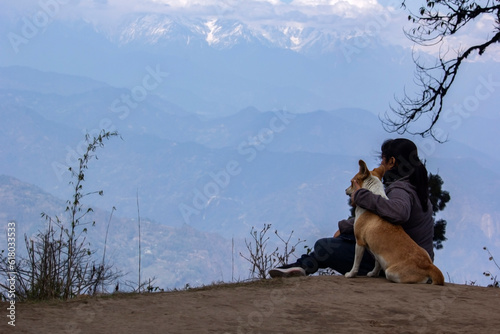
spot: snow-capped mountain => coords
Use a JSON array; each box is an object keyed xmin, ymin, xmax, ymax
[{"xmin": 93, "ymin": 13, "xmax": 369, "ymax": 54}]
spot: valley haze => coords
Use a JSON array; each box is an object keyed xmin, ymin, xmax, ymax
[{"xmin": 0, "ymin": 0, "xmax": 499, "ymax": 290}]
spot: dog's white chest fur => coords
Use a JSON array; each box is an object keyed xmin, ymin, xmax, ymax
[
  {"xmin": 346, "ymin": 174, "xmax": 389, "ymax": 279},
  {"xmin": 354, "ymin": 175, "xmax": 388, "ymax": 223}
]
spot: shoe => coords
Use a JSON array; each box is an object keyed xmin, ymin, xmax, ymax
[{"xmin": 268, "ymin": 266, "xmax": 306, "ymax": 278}]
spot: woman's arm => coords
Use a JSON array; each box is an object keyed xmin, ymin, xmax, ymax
[
  {"xmin": 337, "ymin": 217, "xmax": 355, "ymax": 235},
  {"xmin": 353, "ymin": 186, "xmax": 413, "ymax": 225}
]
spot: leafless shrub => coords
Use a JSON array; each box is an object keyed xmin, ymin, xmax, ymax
[
  {"xmin": 0, "ymin": 130, "xmax": 121, "ymax": 301},
  {"xmin": 483, "ymin": 246, "xmax": 500, "ymax": 288},
  {"xmin": 240, "ymin": 224, "xmax": 307, "ymax": 279}
]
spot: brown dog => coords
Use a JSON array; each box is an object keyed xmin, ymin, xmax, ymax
[{"xmin": 344, "ymin": 160, "xmax": 444, "ymax": 285}]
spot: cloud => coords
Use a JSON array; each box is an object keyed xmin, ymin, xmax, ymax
[
  {"xmin": 105, "ymin": 0, "xmax": 387, "ymax": 20},
  {"xmin": 481, "ymin": 213, "xmax": 495, "ymax": 239},
  {"xmin": 291, "ymin": 0, "xmax": 378, "ymax": 7},
  {"xmin": 2, "ymin": 0, "xmax": 395, "ymax": 24},
  {"xmin": 150, "ymin": 0, "xmax": 282, "ymax": 7}
]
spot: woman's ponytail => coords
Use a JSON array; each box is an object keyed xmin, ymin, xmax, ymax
[{"xmin": 381, "ymin": 139, "xmax": 429, "ymax": 212}]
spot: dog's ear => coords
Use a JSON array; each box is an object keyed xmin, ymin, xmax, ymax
[
  {"xmin": 372, "ymin": 165, "xmax": 386, "ymax": 180},
  {"xmin": 358, "ymin": 160, "xmax": 370, "ymax": 179}
]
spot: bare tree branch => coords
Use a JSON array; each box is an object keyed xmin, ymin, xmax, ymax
[{"xmin": 385, "ymin": 1, "xmax": 500, "ymax": 140}]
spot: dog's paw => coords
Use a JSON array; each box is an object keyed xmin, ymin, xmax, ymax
[{"xmin": 345, "ymin": 271, "xmax": 357, "ymax": 278}]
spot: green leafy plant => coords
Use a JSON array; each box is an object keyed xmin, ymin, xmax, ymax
[{"xmin": 428, "ymin": 172, "xmax": 450, "ymax": 249}]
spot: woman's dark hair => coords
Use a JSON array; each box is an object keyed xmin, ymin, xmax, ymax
[{"xmin": 381, "ymin": 138, "xmax": 429, "ymax": 212}]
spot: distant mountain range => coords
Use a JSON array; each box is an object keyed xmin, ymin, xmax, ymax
[
  {"xmin": 1, "ymin": 0, "xmax": 499, "ymax": 290},
  {"xmin": 0, "ymin": 174, "xmax": 246, "ymax": 289},
  {"xmin": 0, "ymin": 11, "xmax": 419, "ymax": 115},
  {"xmin": 0, "ymin": 66, "xmax": 384, "ymax": 237},
  {"xmin": 2, "ymin": 10, "xmax": 498, "ymax": 117},
  {"xmin": 104, "ymin": 13, "xmax": 356, "ymax": 53},
  {"xmin": 1, "ymin": 66, "xmax": 500, "ymax": 288}
]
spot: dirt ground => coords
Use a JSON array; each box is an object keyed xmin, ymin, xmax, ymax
[{"xmin": 6, "ymin": 275, "xmax": 500, "ymax": 333}]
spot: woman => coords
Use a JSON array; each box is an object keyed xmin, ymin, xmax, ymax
[{"xmin": 268, "ymin": 138, "xmax": 435, "ymax": 278}]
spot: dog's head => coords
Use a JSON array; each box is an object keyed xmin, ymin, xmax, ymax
[{"xmin": 345, "ymin": 160, "xmax": 386, "ymax": 196}]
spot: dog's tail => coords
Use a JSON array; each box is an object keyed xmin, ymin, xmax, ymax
[{"xmin": 429, "ymin": 264, "xmax": 445, "ymax": 285}]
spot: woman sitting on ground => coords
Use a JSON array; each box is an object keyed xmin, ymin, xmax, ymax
[{"xmin": 268, "ymin": 138, "xmax": 435, "ymax": 278}]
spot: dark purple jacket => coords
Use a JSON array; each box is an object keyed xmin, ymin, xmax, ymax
[{"xmin": 339, "ymin": 176, "xmax": 435, "ymax": 261}]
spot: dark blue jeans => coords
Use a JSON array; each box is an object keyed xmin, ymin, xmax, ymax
[{"xmin": 295, "ymin": 234, "xmax": 376, "ymax": 275}]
